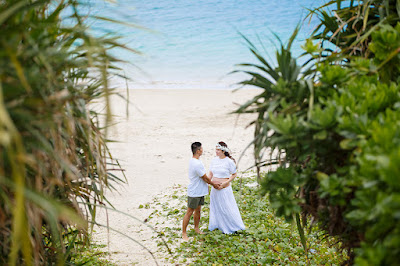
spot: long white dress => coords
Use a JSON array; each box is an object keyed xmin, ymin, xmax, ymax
[{"xmin": 208, "ymin": 157, "xmax": 245, "ymax": 234}]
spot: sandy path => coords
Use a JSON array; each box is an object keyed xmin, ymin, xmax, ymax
[{"xmin": 93, "ymin": 88, "xmax": 261, "ymax": 265}]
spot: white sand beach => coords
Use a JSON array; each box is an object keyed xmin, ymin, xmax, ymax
[{"xmin": 94, "ymin": 88, "xmax": 261, "ymax": 265}]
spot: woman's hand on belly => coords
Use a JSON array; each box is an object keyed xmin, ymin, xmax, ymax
[
  {"xmin": 214, "ymin": 177, "xmax": 231, "ymax": 189},
  {"xmin": 220, "ymin": 180, "xmax": 230, "ymax": 189},
  {"xmin": 212, "ymin": 178, "xmax": 229, "ymax": 189}
]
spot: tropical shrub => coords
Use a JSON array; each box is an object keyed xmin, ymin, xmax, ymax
[
  {"xmin": 0, "ymin": 0, "xmax": 127, "ymax": 264},
  {"xmin": 236, "ymin": 0, "xmax": 400, "ymax": 264}
]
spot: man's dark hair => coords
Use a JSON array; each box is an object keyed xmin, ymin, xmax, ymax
[{"xmin": 191, "ymin": 142, "xmax": 202, "ymax": 155}]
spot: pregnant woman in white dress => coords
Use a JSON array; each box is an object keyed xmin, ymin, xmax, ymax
[{"xmin": 208, "ymin": 141, "xmax": 245, "ymax": 234}]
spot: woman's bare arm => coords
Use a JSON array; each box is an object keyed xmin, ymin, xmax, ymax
[{"xmin": 221, "ymin": 172, "xmax": 237, "ymax": 188}]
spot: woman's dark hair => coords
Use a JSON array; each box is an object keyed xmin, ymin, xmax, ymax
[
  {"xmin": 191, "ymin": 142, "xmax": 202, "ymax": 155},
  {"xmin": 218, "ymin": 141, "xmax": 236, "ymax": 164}
]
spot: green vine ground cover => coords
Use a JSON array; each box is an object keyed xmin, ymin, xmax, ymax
[
  {"xmin": 68, "ymin": 240, "xmax": 115, "ymax": 265},
  {"xmin": 147, "ymin": 173, "xmax": 348, "ymax": 265}
]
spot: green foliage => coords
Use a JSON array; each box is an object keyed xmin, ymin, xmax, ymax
[
  {"xmin": 260, "ymin": 167, "xmax": 303, "ymax": 219},
  {"xmin": 60, "ymin": 229, "xmax": 115, "ymax": 266},
  {"xmin": 150, "ymin": 176, "xmax": 347, "ymax": 265},
  {"xmin": 0, "ymin": 0, "xmax": 127, "ymax": 264},
  {"xmin": 235, "ymin": 1, "xmax": 400, "ymax": 264},
  {"xmin": 307, "ymin": 0, "xmax": 400, "ymax": 59},
  {"xmin": 369, "ymin": 23, "xmax": 400, "ymax": 82}
]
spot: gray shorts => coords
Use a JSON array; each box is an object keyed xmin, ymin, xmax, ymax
[{"xmin": 187, "ymin": 196, "xmax": 205, "ymax": 209}]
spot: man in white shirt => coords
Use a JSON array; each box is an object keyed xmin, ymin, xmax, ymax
[{"xmin": 182, "ymin": 142, "xmax": 220, "ymax": 241}]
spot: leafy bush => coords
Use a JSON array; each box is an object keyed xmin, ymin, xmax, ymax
[
  {"xmin": 236, "ymin": 1, "xmax": 400, "ymax": 264},
  {"xmin": 0, "ymin": 0, "xmax": 127, "ymax": 264}
]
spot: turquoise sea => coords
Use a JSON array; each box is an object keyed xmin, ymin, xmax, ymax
[{"xmin": 88, "ymin": 0, "xmax": 325, "ymax": 89}]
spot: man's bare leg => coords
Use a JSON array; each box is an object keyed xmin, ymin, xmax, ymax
[
  {"xmin": 182, "ymin": 208, "xmax": 195, "ymax": 241},
  {"xmin": 194, "ymin": 205, "xmax": 204, "ymax": 234}
]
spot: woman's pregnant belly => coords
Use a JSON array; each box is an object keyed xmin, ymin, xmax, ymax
[{"xmin": 212, "ymin": 177, "xmax": 230, "ymax": 187}]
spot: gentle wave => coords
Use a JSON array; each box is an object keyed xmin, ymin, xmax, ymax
[{"xmin": 88, "ymin": 0, "xmax": 325, "ymax": 89}]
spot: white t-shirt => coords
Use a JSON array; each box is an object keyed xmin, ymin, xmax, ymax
[
  {"xmin": 210, "ymin": 157, "xmax": 237, "ymax": 178},
  {"xmin": 187, "ymin": 158, "xmax": 208, "ymax": 197}
]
